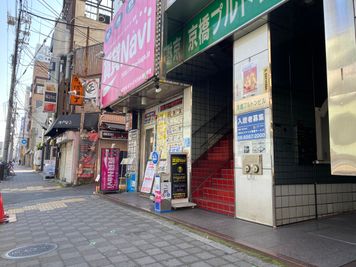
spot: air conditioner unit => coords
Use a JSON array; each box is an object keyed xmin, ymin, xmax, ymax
[{"xmin": 98, "ymin": 14, "xmax": 110, "ymax": 24}]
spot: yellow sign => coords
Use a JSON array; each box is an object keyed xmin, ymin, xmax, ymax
[
  {"xmin": 70, "ymin": 75, "xmax": 84, "ymax": 105},
  {"xmin": 234, "ymin": 92, "xmax": 271, "ymax": 115}
]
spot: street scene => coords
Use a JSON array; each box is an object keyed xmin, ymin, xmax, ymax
[
  {"xmin": 2, "ymin": 0, "xmax": 356, "ymax": 266},
  {"xmin": 0, "ymin": 167, "xmax": 280, "ymax": 267}
]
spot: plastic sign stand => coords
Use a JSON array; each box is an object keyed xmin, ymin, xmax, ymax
[{"xmin": 154, "ymin": 176, "xmax": 172, "ymax": 213}]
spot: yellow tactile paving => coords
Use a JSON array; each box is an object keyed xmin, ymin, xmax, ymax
[{"xmin": 7, "ymin": 198, "xmax": 86, "ymax": 214}]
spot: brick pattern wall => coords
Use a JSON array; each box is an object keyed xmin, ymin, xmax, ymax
[{"xmin": 275, "ymin": 184, "xmax": 356, "ymax": 226}]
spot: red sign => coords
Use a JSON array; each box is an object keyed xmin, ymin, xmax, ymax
[
  {"xmin": 70, "ymin": 75, "xmax": 84, "ymax": 105},
  {"xmin": 100, "ymin": 148, "xmax": 120, "ymax": 191}
]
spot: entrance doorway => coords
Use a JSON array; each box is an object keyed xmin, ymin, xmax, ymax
[{"xmin": 144, "ymin": 127, "xmax": 154, "ymax": 169}]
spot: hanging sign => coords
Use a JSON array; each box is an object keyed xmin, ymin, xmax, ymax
[
  {"xmin": 70, "ymin": 75, "xmax": 84, "ymax": 105},
  {"xmin": 100, "ymin": 148, "xmax": 120, "ymax": 192},
  {"xmin": 170, "ymin": 153, "xmax": 187, "ymax": 199},
  {"xmin": 141, "ymin": 161, "xmax": 156, "ymax": 193}
]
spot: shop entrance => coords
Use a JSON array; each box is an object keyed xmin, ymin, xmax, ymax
[
  {"xmin": 144, "ymin": 127, "xmax": 154, "ymax": 171},
  {"xmin": 167, "ymin": 39, "xmax": 234, "ymax": 216}
]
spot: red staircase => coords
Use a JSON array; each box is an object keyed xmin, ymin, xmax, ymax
[{"xmin": 192, "ymin": 134, "xmax": 235, "ymax": 216}]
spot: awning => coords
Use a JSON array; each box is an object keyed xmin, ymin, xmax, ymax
[
  {"xmin": 102, "ymin": 122, "xmax": 125, "ymax": 131},
  {"xmin": 45, "ymin": 113, "xmax": 100, "ymax": 137}
]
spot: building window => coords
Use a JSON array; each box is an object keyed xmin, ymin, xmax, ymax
[{"xmin": 84, "ymin": 0, "xmax": 113, "ymax": 24}]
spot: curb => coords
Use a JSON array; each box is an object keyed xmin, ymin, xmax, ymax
[{"xmin": 98, "ymin": 193, "xmax": 315, "ymax": 267}]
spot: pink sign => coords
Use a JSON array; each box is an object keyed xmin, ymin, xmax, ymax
[
  {"xmin": 100, "ymin": 148, "xmax": 120, "ymax": 191},
  {"xmin": 101, "ymin": 0, "xmax": 157, "ymax": 108}
]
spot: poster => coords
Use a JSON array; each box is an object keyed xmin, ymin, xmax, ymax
[
  {"xmin": 77, "ymin": 131, "xmax": 98, "ymax": 179},
  {"xmin": 140, "ymin": 161, "xmax": 155, "ymax": 193},
  {"xmin": 237, "ymin": 109, "xmax": 266, "ymax": 141},
  {"xmin": 171, "ymin": 154, "xmax": 187, "ymax": 199},
  {"xmin": 127, "ymin": 129, "xmax": 139, "ymax": 172},
  {"xmin": 100, "ymin": 148, "xmax": 120, "ymax": 192},
  {"xmin": 243, "ymin": 64, "xmax": 257, "ymax": 96}
]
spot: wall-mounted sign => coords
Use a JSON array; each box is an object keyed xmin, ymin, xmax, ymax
[
  {"xmin": 237, "ymin": 109, "xmax": 266, "ymax": 141},
  {"xmin": 70, "ymin": 75, "xmax": 84, "ymax": 106},
  {"xmin": 170, "ymin": 153, "xmax": 187, "ymax": 199},
  {"xmin": 164, "ymin": 0, "xmax": 286, "ymax": 71},
  {"xmin": 43, "ymin": 82, "xmax": 57, "ymax": 113},
  {"xmin": 100, "ymin": 148, "xmax": 120, "ymax": 192},
  {"xmin": 101, "ymin": 131, "xmax": 128, "ymax": 140},
  {"xmin": 101, "ymin": 0, "xmax": 157, "ymax": 108},
  {"xmin": 82, "ymin": 78, "xmax": 99, "ymax": 102}
]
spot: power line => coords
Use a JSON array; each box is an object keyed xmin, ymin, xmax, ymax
[{"xmin": 26, "ymin": 10, "xmax": 106, "ymax": 31}]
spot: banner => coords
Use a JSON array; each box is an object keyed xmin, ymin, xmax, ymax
[
  {"xmin": 100, "ymin": 148, "xmax": 120, "ymax": 191},
  {"xmin": 70, "ymin": 75, "xmax": 84, "ymax": 106}
]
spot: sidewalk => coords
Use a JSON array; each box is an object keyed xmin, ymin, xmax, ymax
[{"xmin": 101, "ymin": 192, "xmax": 356, "ymax": 267}]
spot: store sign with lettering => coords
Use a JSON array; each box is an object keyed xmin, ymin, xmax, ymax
[
  {"xmin": 100, "ymin": 148, "xmax": 120, "ymax": 192},
  {"xmin": 237, "ymin": 109, "xmax": 266, "ymax": 141},
  {"xmin": 165, "ymin": 0, "xmax": 285, "ymax": 71}
]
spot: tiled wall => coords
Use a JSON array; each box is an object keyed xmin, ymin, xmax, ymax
[{"xmin": 275, "ymin": 184, "xmax": 356, "ymax": 226}]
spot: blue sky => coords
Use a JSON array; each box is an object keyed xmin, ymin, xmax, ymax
[{"xmin": 0, "ymin": 0, "xmax": 62, "ymax": 142}]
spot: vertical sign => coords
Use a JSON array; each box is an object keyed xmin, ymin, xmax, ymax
[
  {"xmin": 70, "ymin": 75, "xmax": 84, "ymax": 105},
  {"xmin": 100, "ymin": 148, "xmax": 120, "ymax": 192},
  {"xmin": 140, "ymin": 161, "xmax": 155, "ymax": 193},
  {"xmin": 43, "ymin": 82, "xmax": 57, "ymax": 113},
  {"xmin": 101, "ymin": 0, "xmax": 157, "ymax": 108},
  {"xmin": 170, "ymin": 153, "xmax": 187, "ymax": 199}
]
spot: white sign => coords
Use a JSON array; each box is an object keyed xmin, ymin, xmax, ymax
[{"xmin": 140, "ymin": 161, "xmax": 156, "ymax": 193}]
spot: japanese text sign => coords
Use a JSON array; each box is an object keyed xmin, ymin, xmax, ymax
[
  {"xmin": 70, "ymin": 75, "xmax": 84, "ymax": 106},
  {"xmin": 165, "ymin": 0, "xmax": 285, "ymax": 71},
  {"xmin": 43, "ymin": 82, "xmax": 57, "ymax": 113},
  {"xmin": 237, "ymin": 109, "xmax": 266, "ymax": 141},
  {"xmin": 101, "ymin": 0, "xmax": 157, "ymax": 108}
]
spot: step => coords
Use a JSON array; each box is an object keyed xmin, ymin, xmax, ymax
[
  {"xmin": 207, "ymin": 153, "xmax": 230, "ymax": 161},
  {"xmin": 202, "ymin": 187, "xmax": 234, "ymax": 203},
  {"xmin": 193, "ymin": 197, "xmax": 235, "ymax": 216},
  {"xmin": 220, "ymin": 168, "xmax": 234, "ymax": 177},
  {"xmin": 211, "ymin": 178, "xmax": 234, "ymax": 187},
  {"xmin": 194, "ymin": 160, "xmax": 225, "ymax": 168}
]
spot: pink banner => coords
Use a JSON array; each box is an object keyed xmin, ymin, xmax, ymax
[
  {"xmin": 101, "ymin": 0, "xmax": 157, "ymax": 108},
  {"xmin": 100, "ymin": 148, "xmax": 120, "ymax": 191}
]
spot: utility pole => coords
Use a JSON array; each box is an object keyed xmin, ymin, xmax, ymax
[{"xmin": 3, "ymin": 0, "xmax": 22, "ymax": 163}]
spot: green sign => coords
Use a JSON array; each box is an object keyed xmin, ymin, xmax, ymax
[{"xmin": 165, "ymin": 0, "xmax": 285, "ymax": 71}]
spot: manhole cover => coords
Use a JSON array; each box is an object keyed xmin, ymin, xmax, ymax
[{"xmin": 3, "ymin": 243, "xmax": 57, "ymax": 259}]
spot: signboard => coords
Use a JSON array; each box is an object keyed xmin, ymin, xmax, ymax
[
  {"xmin": 101, "ymin": 131, "xmax": 128, "ymax": 140},
  {"xmin": 43, "ymin": 82, "xmax": 57, "ymax": 113},
  {"xmin": 82, "ymin": 78, "xmax": 99, "ymax": 102},
  {"xmin": 164, "ymin": 0, "xmax": 285, "ymax": 71},
  {"xmin": 127, "ymin": 129, "xmax": 139, "ymax": 172},
  {"xmin": 140, "ymin": 161, "xmax": 155, "ymax": 193},
  {"xmin": 170, "ymin": 153, "xmax": 187, "ymax": 199},
  {"xmin": 77, "ymin": 131, "xmax": 98, "ymax": 179},
  {"xmin": 100, "ymin": 148, "xmax": 120, "ymax": 192},
  {"xmin": 151, "ymin": 151, "xmax": 159, "ymax": 165},
  {"xmin": 70, "ymin": 75, "xmax": 84, "ymax": 106},
  {"xmin": 237, "ymin": 109, "xmax": 266, "ymax": 141},
  {"xmin": 101, "ymin": 0, "xmax": 157, "ymax": 108}
]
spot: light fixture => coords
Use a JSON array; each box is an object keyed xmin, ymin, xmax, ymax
[
  {"xmin": 155, "ymin": 84, "xmax": 161, "ymax": 93},
  {"xmin": 122, "ymin": 106, "xmax": 128, "ymax": 113},
  {"xmin": 141, "ymin": 96, "xmax": 147, "ymax": 105}
]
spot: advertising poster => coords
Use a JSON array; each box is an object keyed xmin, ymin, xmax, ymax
[
  {"xmin": 77, "ymin": 131, "xmax": 98, "ymax": 179},
  {"xmin": 100, "ymin": 148, "xmax": 120, "ymax": 192},
  {"xmin": 141, "ymin": 161, "xmax": 155, "ymax": 193},
  {"xmin": 170, "ymin": 154, "xmax": 187, "ymax": 199},
  {"xmin": 101, "ymin": 0, "xmax": 157, "ymax": 108},
  {"xmin": 243, "ymin": 64, "xmax": 257, "ymax": 96},
  {"xmin": 237, "ymin": 109, "xmax": 266, "ymax": 141},
  {"xmin": 82, "ymin": 78, "xmax": 99, "ymax": 103}
]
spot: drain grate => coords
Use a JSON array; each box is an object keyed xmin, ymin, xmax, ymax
[{"xmin": 3, "ymin": 243, "xmax": 57, "ymax": 259}]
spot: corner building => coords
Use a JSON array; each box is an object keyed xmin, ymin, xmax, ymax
[{"xmin": 105, "ymin": 0, "xmax": 356, "ymax": 226}]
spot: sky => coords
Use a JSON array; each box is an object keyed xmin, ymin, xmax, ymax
[{"xmin": 0, "ymin": 0, "xmax": 63, "ymax": 143}]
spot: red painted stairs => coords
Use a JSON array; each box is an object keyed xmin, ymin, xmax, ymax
[{"xmin": 192, "ymin": 134, "xmax": 235, "ymax": 216}]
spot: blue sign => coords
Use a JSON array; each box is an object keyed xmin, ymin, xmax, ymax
[
  {"xmin": 21, "ymin": 139, "xmax": 27, "ymax": 145},
  {"xmin": 151, "ymin": 151, "xmax": 159, "ymax": 165},
  {"xmin": 237, "ymin": 110, "xmax": 266, "ymax": 141}
]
